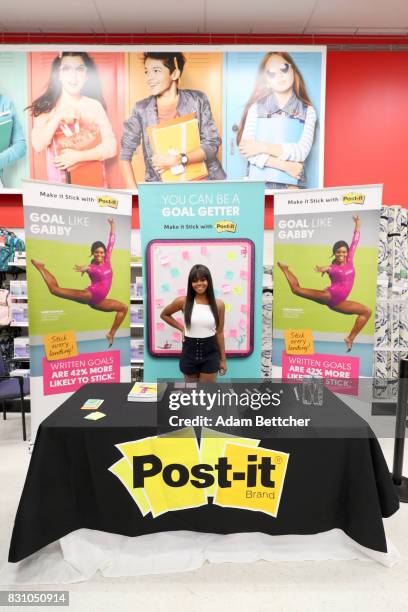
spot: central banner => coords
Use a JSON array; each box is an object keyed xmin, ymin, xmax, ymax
[{"xmin": 138, "ymin": 181, "xmax": 265, "ymax": 380}]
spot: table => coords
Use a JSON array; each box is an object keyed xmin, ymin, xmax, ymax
[{"xmin": 9, "ymin": 383, "xmax": 399, "ymax": 563}]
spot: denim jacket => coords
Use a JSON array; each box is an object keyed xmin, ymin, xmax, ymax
[
  {"xmin": 120, "ymin": 89, "xmax": 226, "ymax": 181},
  {"xmin": 0, "ymin": 95, "xmax": 27, "ymax": 186}
]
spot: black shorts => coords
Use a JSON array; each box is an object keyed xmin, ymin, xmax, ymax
[{"xmin": 179, "ymin": 336, "xmax": 220, "ymax": 375}]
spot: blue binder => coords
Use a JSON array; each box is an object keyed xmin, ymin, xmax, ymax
[{"xmin": 248, "ymin": 116, "xmax": 304, "ymax": 186}]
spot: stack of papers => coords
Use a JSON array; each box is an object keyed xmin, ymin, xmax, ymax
[{"xmin": 127, "ymin": 382, "xmax": 167, "ymax": 402}]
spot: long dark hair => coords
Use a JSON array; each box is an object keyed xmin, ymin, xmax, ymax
[
  {"xmin": 184, "ymin": 264, "xmax": 219, "ymax": 329},
  {"xmin": 237, "ymin": 51, "xmax": 312, "ymax": 144},
  {"xmin": 29, "ymin": 52, "xmax": 106, "ymax": 117},
  {"xmin": 90, "ymin": 240, "xmax": 106, "ymax": 264},
  {"xmin": 331, "ymin": 240, "xmax": 349, "ymax": 264}
]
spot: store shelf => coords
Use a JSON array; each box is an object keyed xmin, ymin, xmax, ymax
[
  {"xmin": 10, "ymin": 296, "xmax": 28, "ymax": 300},
  {"xmin": 130, "ymin": 298, "xmax": 143, "ymax": 303},
  {"xmin": 131, "ymin": 262, "xmax": 142, "ymax": 268},
  {"xmin": 11, "ymin": 356, "xmax": 30, "ymax": 361},
  {"xmin": 131, "ymin": 323, "xmax": 144, "ymax": 328},
  {"xmin": 8, "ymin": 261, "xmax": 26, "ymax": 268},
  {"xmin": 10, "ymin": 322, "xmax": 28, "ymax": 327},
  {"xmin": 374, "ymin": 347, "xmax": 408, "ymax": 352},
  {"xmin": 131, "ymin": 359, "xmax": 144, "ymax": 364}
]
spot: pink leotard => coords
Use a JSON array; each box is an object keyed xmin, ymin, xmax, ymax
[
  {"xmin": 87, "ymin": 229, "xmax": 115, "ymax": 306},
  {"xmin": 326, "ymin": 229, "xmax": 360, "ymax": 308}
]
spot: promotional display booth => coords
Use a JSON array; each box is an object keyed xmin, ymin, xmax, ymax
[{"xmin": 0, "ymin": 40, "xmax": 406, "ymax": 588}]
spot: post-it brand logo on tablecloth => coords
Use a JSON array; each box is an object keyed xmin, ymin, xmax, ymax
[
  {"xmin": 109, "ymin": 427, "xmax": 289, "ymax": 518},
  {"xmin": 96, "ymin": 195, "xmax": 118, "ymax": 209},
  {"xmin": 44, "ymin": 330, "xmax": 78, "ymax": 361},
  {"xmin": 342, "ymin": 192, "xmax": 365, "ymax": 206},
  {"xmin": 215, "ymin": 221, "xmax": 237, "ymax": 233}
]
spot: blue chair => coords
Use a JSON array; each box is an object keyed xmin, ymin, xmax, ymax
[{"xmin": 0, "ymin": 354, "xmax": 29, "ymax": 441}]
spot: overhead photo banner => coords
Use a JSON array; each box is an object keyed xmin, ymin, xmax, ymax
[
  {"xmin": 138, "ymin": 180, "xmax": 265, "ymax": 380},
  {"xmin": 23, "ymin": 179, "xmax": 132, "ymax": 437},
  {"xmin": 272, "ymin": 184, "xmax": 382, "ymax": 390},
  {"xmin": 0, "ymin": 45, "xmax": 325, "ymax": 193}
]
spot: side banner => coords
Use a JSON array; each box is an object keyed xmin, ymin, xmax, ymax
[
  {"xmin": 273, "ymin": 185, "xmax": 382, "ymax": 388},
  {"xmin": 23, "ymin": 180, "xmax": 132, "ymax": 438},
  {"xmin": 138, "ymin": 181, "xmax": 265, "ymax": 380}
]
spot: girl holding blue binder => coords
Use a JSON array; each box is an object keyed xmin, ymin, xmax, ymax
[{"xmin": 237, "ymin": 52, "xmax": 317, "ymax": 190}]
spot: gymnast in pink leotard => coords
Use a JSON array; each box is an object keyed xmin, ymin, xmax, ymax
[
  {"xmin": 278, "ymin": 215, "xmax": 372, "ymax": 352},
  {"xmin": 31, "ymin": 217, "xmax": 128, "ymax": 347}
]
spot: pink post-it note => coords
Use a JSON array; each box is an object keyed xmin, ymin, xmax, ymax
[
  {"xmin": 240, "ymin": 270, "xmax": 248, "ymax": 281},
  {"xmin": 240, "ymin": 304, "xmax": 248, "ymax": 314},
  {"xmin": 160, "ymin": 256, "xmax": 170, "ymax": 265},
  {"xmin": 155, "ymin": 299, "xmax": 164, "ymax": 308},
  {"xmin": 239, "ymin": 319, "xmax": 246, "ymax": 330},
  {"xmin": 172, "ymin": 332, "xmax": 181, "ymax": 342},
  {"xmin": 229, "ymin": 329, "xmax": 238, "ymax": 338},
  {"xmin": 182, "ymin": 251, "xmax": 190, "ymax": 260},
  {"xmin": 200, "ymin": 246, "xmax": 208, "ymax": 255},
  {"xmin": 221, "ymin": 284, "xmax": 232, "ymax": 294},
  {"xmin": 156, "ymin": 322, "xmax": 165, "ymax": 332},
  {"xmin": 177, "ymin": 288, "xmax": 187, "ymax": 297}
]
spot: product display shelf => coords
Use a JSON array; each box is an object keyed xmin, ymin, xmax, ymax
[{"xmin": 130, "ymin": 259, "xmax": 144, "ymax": 382}]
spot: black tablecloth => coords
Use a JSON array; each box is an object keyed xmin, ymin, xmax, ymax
[{"xmin": 9, "ymin": 383, "xmax": 399, "ymax": 562}]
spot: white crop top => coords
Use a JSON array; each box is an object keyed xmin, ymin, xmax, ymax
[{"xmin": 184, "ymin": 302, "xmax": 217, "ymax": 338}]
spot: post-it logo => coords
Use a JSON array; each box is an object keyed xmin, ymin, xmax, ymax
[
  {"xmin": 215, "ymin": 221, "xmax": 237, "ymax": 233},
  {"xmin": 44, "ymin": 330, "xmax": 78, "ymax": 361},
  {"xmin": 109, "ymin": 428, "xmax": 289, "ymax": 518},
  {"xmin": 342, "ymin": 192, "xmax": 365, "ymax": 205},
  {"xmin": 97, "ymin": 195, "xmax": 118, "ymax": 209}
]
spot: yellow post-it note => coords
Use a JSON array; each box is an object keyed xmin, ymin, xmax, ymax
[
  {"xmin": 213, "ymin": 443, "xmax": 290, "ymax": 518},
  {"xmin": 44, "ymin": 331, "xmax": 78, "ymax": 361},
  {"xmin": 226, "ymin": 252, "xmax": 237, "ymax": 261},
  {"xmin": 199, "ymin": 427, "xmax": 260, "ymax": 498},
  {"xmin": 84, "ymin": 411, "xmax": 106, "ymax": 421},
  {"xmin": 284, "ymin": 329, "xmax": 314, "ymax": 355},
  {"xmin": 233, "ymin": 286, "xmax": 242, "ymax": 296},
  {"xmin": 116, "ymin": 427, "xmax": 206, "ymax": 517},
  {"xmin": 81, "ymin": 399, "xmax": 104, "ymax": 410},
  {"xmin": 109, "ymin": 458, "xmax": 151, "ymax": 516}
]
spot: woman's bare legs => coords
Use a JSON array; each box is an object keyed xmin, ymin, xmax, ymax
[
  {"xmin": 331, "ymin": 300, "xmax": 372, "ymax": 352},
  {"xmin": 92, "ymin": 299, "xmax": 128, "ymax": 347},
  {"xmin": 184, "ymin": 374, "xmax": 199, "ymax": 382},
  {"xmin": 31, "ymin": 259, "xmax": 91, "ymax": 304},
  {"xmin": 199, "ymin": 372, "xmax": 218, "ymax": 382},
  {"xmin": 277, "ymin": 262, "xmax": 331, "ymax": 305}
]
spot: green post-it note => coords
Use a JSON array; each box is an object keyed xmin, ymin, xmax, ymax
[
  {"xmin": 81, "ymin": 398, "xmax": 104, "ymax": 410},
  {"xmin": 84, "ymin": 411, "xmax": 106, "ymax": 421}
]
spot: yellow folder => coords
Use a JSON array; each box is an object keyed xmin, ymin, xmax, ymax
[{"xmin": 147, "ymin": 113, "xmax": 208, "ymax": 183}]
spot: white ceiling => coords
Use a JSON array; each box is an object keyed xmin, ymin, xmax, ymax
[{"xmin": 0, "ymin": 0, "xmax": 407, "ymax": 35}]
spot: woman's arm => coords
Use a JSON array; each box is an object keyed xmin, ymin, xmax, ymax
[
  {"xmin": 160, "ymin": 298, "xmax": 185, "ymax": 334},
  {"xmin": 119, "ymin": 104, "xmax": 143, "ymax": 187},
  {"xmin": 315, "ymin": 265, "xmax": 330, "ymax": 276},
  {"xmin": 264, "ymin": 156, "xmax": 303, "ymax": 179},
  {"xmin": 239, "ymin": 103, "xmax": 279, "ymax": 168},
  {"xmin": 215, "ymin": 300, "xmax": 227, "ymax": 375},
  {"xmin": 31, "ymin": 107, "xmax": 77, "ymax": 152},
  {"xmin": 279, "ymin": 106, "xmax": 317, "ymax": 162},
  {"xmin": 0, "ymin": 101, "xmax": 26, "ymax": 170},
  {"xmin": 348, "ymin": 215, "xmax": 361, "ymax": 262},
  {"xmin": 105, "ymin": 218, "xmax": 116, "ymax": 262},
  {"xmin": 73, "ymin": 264, "xmax": 90, "ymax": 275},
  {"xmin": 53, "ymin": 101, "xmax": 117, "ymax": 169}
]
